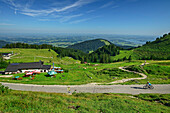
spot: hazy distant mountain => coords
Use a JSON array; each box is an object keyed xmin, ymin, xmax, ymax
[
  {"xmin": 67, "ymin": 39, "xmax": 112, "ymax": 53},
  {"xmin": 0, "ymin": 40, "xmax": 9, "ymax": 48}
]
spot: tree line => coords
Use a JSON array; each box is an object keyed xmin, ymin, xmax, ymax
[{"xmin": 4, "ymin": 43, "xmax": 53, "ymax": 49}]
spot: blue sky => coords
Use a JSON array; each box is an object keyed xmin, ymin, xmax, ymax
[{"xmin": 0, "ymin": 0, "xmax": 170, "ymax": 35}]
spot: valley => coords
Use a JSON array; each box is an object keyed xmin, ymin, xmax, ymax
[
  {"xmin": 1, "ymin": 0, "xmax": 170, "ymax": 112},
  {"xmin": 0, "ymin": 33, "xmax": 169, "ymax": 113},
  {"xmin": 0, "ymin": 33, "xmax": 156, "ymax": 48}
]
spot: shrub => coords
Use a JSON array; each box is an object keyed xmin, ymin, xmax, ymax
[{"xmin": 0, "ymin": 83, "xmax": 11, "ymax": 94}]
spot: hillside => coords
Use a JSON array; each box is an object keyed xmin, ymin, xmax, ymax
[
  {"xmin": 87, "ymin": 44, "xmax": 120, "ymax": 63},
  {"xmin": 3, "ymin": 33, "xmax": 170, "ymax": 63},
  {"xmin": 0, "ymin": 40, "xmax": 9, "ymax": 48},
  {"xmin": 0, "ymin": 48, "xmax": 80, "ymax": 64},
  {"xmin": 67, "ymin": 39, "xmax": 112, "ymax": 53},
  {"xmin": 134, "ymin": 33, "xmax": 170, "ymax": 60},
  {"xmin": 111, "ymin": 33, "xmax": 170, "ymax": 61},
  {"xmin": 0, "ymin": 91, "xmax": 169, "ymax": 113}
]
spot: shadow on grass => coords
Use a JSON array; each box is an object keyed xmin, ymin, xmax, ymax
[{"xmin": 45, "ymin": 75, "xmax": 52, "ymax": 77}]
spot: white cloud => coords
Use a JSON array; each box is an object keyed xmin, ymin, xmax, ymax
[
  {"xmin": 69, "ymin": 15, "xmax": 100, "ymax": 24},
  {"xmin": 0, "ymin": 23, "xmax": 15, "ymax": 26},
  {"xmin": 2, "ymin": 0, "xmax": 97, "ymax": 17},
  {"xmin": 100, "ymin": 1, "xmax": 114, "ymax": 9},
  {"xmin": 14, "ymin": 9, "xmax": 17, "ymax": 14},
  {"xmin": 20, "ymin": 12, "xmax": 41, "ymax": 17},
  {"xmin": 112, "ymin": 5, "xmax": 119, "ymax": 9},
  {"xmin": 86, "ymin": 9, "xmax": 95, "ymax": 13},
  {"xmin": 60, "ymin": 14, "xmax": 83, "ymax": 23},
  {"xmin": 1, "ymin": 0, "xmax": 107, "ymax": 24},
  {"xmin": 38, "ymin": 19, "xmax": 51, "ymax": 21},
  {"xmin": 69, "ymin": 18, "xmax": 90, "ymax": 24}
]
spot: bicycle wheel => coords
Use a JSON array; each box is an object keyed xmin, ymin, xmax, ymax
[
  {"xmin": 149, "ymin": 85, "xmax": 154, "ymax": 89},
  {"xmin": 143, "ymin": 85, "xmax": 148, "ymax": 89}
]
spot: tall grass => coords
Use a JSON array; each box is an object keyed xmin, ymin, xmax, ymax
[
  {"xmin": 0, "ymin": 83, "xmax": 11, "ymax": 94},
  {"xmin": 0, "ymin": 91, "xmax": 169, "ymax": 113}
]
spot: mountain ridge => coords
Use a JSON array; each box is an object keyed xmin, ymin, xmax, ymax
[{"xmin": 0, "ymin": 40, "xmax": 9, "ymax": 48}]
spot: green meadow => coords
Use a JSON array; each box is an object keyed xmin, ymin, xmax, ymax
[
  {"xmin": 0, "ymin": 90, "xmax": 169, "ymax": 113},
  {"xmin": 0, "ymin": 61, "xmax": 142, "ymax": 85},
  {"xmin": 0, "ymin": 48, "xmax": 170, "ymax": 85},
  {"xmin": 0, "ymin": 60, "xmax": 170, "ymax": 85},
  {"xmin": 111, "ymin": 50, "xmax": 140, "ymax": 61},
  {"xmin": 0, "ymin": 47, "xmax": 170, "ymax": 113},
  {"xmin": 0, "ymin": 48, "xmax": 80, "ymax": 64},
  {"xmin": 121, "ymin": 60, "xmax": 170, "ymax": 84}
]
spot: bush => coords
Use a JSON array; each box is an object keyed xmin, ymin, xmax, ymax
[{"xmin": 0, "ymin": 83, "xmax": 11, "ymax": 94}]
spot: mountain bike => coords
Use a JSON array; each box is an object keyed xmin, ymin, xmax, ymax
[{"xmin": 143, "ymin": 84, "xmax": 154, "ymax": 89}]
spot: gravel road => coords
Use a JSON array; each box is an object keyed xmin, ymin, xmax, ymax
[{"xmin": 1, "ymin": 82, "xmax": 170, "ymax": 95}]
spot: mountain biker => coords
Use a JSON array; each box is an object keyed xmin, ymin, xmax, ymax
[
  {"xmin": 147, "ymin": 81, "xmax": 151, "ymax": 87},
  {"xmin": 143, "ymin": 81, "xmax": 154, "ymax": 89}
]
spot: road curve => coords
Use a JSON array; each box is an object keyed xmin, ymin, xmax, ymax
[
  {"xmin": 1, "ymin": 82, "xmax": 170, "ymax": 95},
  {"xmin": 86, "ymin": 66, "xmax": 147, "ymax": 85}
]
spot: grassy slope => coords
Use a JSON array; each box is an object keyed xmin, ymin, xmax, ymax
[
  {"xmin": 0, "ymin": 91, "xmax": 169, "ymax": 113},
  {"xmin": 0, "ymin": 48, "xmax": 80, "ymax": 64},
  {"xmin": 0, "ymin": 61, "xmax": 142, "ymax": 85},
  {"xmin": 1, "ymin": 59, "xmax": 169, "ymax": 85},
  {"xmin": 112, "ymin": 34, "xmax": 170, "ymax": 60},
  {"xmin": 0, "ymin": 49, "xmax": 169, "ymax": 85},
  {"xmin": 100, "ymin": 39, "xmax": 111, "ymax": 45},
  {"xmin": 111, "ymin": 50, "xmax": 139, "ymax": 60},
  {"xmin": 122, "ymin": 60, "xmax": 170, "ymax": 84},
  {"xmin": 134, "ymin": 34, "xmax": 170, "ymax": 59}
]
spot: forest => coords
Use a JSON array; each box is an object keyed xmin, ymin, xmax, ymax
[{"xmin": 67, "ymin": 39, "xmax": 112, "ymax": 53}]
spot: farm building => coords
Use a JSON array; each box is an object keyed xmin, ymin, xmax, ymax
[
  {"xmin": 2, "ymin": 53, "xmax": 12, "ymax": 56},
  {"xmin": 2, "ymin": 53, "xmax": 13, "ymax": 60},
  {"xmin": 5, "ymin": 60, "xmax": 51, "ymax": 74}
]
